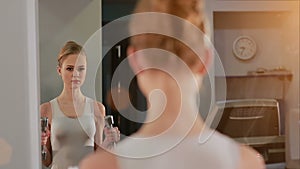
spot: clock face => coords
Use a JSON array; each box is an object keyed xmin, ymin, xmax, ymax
[{"xmin": 233, "ymin": 36, "xmax": 257, "ymax": 60}]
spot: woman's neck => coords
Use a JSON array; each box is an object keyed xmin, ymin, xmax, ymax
[
  {"xmin": 139, "ymin": 88, "xmax": 204, "ymax": 137},
  {"xmin": 58, "ymin": 87, "xmax": 85, "ymax": 104}
]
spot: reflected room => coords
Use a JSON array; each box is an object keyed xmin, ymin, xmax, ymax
[{"xmin": 38, "ymin": 0, "xmax": 299, "ymax": 169}]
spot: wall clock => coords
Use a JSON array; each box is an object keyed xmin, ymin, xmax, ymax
[{"xmin": 232, "ymin": 36, "xmax": 257, "ymax": 60}]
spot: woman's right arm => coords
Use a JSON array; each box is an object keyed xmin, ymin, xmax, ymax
[{"xmin": 40, "ymin": 102, "xmax": 53, "ymax": 167}]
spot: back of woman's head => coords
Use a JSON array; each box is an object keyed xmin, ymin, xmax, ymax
[
  {"xmin": 134, "ymin": 0, "xmax": 205, "ymax": 32},
  {"xmin": 129, "ymin": 0, "xmax": 208, "ymax": 68},
  {"xmin": 57, "ymin": 41, "xmax": 84, "ymax": 67}
]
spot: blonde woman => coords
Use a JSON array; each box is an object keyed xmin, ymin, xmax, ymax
[
  {"xmin": 40, "ymin": 41, "xmax": 120, "ymax": 169},
  {"xmin": 80, "ymin": 0, "xmax": 265, "ymax": 169}
]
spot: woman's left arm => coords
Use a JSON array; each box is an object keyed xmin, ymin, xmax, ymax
[
  {"xmin": 94, "ymin": 102, "xmax": 105, "ymax": 151},
  {"xmin": 94, "ymin": 101, "xmax": 121, "ymax": 151}
]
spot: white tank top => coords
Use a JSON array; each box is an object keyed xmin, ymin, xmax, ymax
[
  {"xmin": 50, "ymin": 97, "xmax": 96, "ymax": 151},
  {"xmin": 115, "ymin": 128, "xmax": 240, "ymax": 169},
  {"xmin": 50, "ymin": 97, "xmax": 97, "ymax": 169}
]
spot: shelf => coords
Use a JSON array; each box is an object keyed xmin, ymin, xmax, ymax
[
  {"xmin": 215, "ymin": 73, "xmax": 293, "ymax": 100},
  {"xmin": 222, "ymin": 71, "xmax": 293, "ymax": 81}
]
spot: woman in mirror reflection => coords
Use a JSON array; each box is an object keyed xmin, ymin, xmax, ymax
[
  {"xmin": 80, "ymin": 0, "xmax": 266, "ymax": 169},
  {"xmin": 40, "ymin": 41, "xmax": 120, "ymax": 169}
]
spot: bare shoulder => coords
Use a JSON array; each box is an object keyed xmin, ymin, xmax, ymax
[
  {"xmin": 237, "ymin": 145, "xmax": 266, "ymax": 169},
  {"xmin": 79, "ymin": 150, "xmax": 119, "ymax": 169},
  {"xmin": 40, "ymin": 102, "xmax": 52, "ymax": 121},
  {"xmin": 94, "ymin": 101, "xmax": 106, "ymax": 117}
]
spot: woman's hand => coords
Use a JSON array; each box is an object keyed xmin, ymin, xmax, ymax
[
  {"xmin": 102, "ymin": 127, "xmax": 120, "ymax": 149},
  {"xmin": 41, "ymin": 128, "xmax": 50, "ymax": 146}
]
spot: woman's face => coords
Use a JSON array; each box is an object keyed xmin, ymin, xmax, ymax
[{"xmin": 58, "ymin": 54, "xmax": 87, "ymax": 89}]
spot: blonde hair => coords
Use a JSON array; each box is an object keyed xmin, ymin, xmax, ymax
[
  {"xmin": 134, "ymin": 0, "xmax": 205, "ymax": 32},
  {"xmin": 129, "ymin": 0, "xmax": 208, "ymax": 68},
  {"xmin": 57, "ymin": 41, "xmax": 85, "ymax": 67}
]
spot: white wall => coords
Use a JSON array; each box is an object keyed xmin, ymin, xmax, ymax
[
  {"xmin": 214, "ymin": 12, "xmax": 288, "ymax": 76},
  {"xmin": 39, "ymin": 0, "xmax": 101, "ymax": 103},
  {"xmin": 281, "ymin": 4, "xmax": 300, "ymax": 168},
  {"xmin": 0, "ymin": 0, "xmax": 40, "ymax": 169}
]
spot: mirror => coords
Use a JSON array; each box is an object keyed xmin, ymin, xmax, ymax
[
  {"xmin": 39, "ymin": 0, "xmax": 102, "ymax": 168},
  {"xmin": 39, "ymin": 0, "xmax": 146, "ymax": 168},
  {"xmin": 38, "ymin": 0, "xmax": 299, "ymax": 168}
]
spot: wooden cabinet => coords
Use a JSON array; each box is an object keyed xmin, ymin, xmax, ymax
[{"xmin": 215, "ymin": 73, "xmax": 292, "ymax": 100}]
